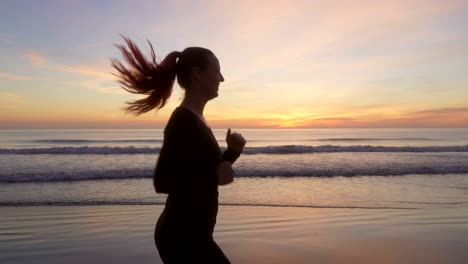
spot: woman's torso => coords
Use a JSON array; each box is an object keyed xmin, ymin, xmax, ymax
[{"xmin": 154, "ymin": 107, "xmax": 222, "ymax": 240}]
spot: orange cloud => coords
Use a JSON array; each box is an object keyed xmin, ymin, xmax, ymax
[
  {"xmin": 206, "ymin": 106, "xmax": 468, "ymax": 128},
  {"xmin": 18, "ymin": 49, "xmax": 117, "ymax": 94},
  {"xmin": 64, "ymin": 80, "xmax": 125, "ymax": 94},
  {"xmin": 22, "ymin": 49, "xmax": 112, "ymax": 79},
  {"xmin": 22, "ymin": 50, "xmax": 48, "ymax": 66},
  {"xmin": 60, "ymin": 64, "xmax": 114, "ymax": 80},
  {"xmin": 2, "ymin": 105, "xmax": 467, "ymax": 129},
  {"xmin": 0, "ymin": 92, "xmax": 24, "ymax": 109},
  {"xmin": 410, "ymin": 107, "xmax": 468, "ymax": 116}
]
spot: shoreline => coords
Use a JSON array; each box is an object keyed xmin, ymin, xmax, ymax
[
  {"xmin": 1, "ymin": 205, "xmax": 467, "ymax": 263},
  {"xmin": 0, "ymin": 202, "xmax": 420, "ymax": 210}
]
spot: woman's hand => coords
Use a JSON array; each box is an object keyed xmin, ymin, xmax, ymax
[
  {"xmin": 226, "ymin": 128, "xmax": 246, "ymax": 153},
  {"xmin": 216, "ymin": 161, "xmax": 234, "ymax": 185}
]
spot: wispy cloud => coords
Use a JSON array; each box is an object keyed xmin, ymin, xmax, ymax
[
  {"xmin": 22, "ymin": 50, "xmax": 48, "ymax": 66},
  {"xmin": 19, "ymin": 49, "xmax": 118, "ymax": 93},
  {"xmin": 210, "ymin": 0, "xmax": 467, "ymax": 82},
  {"xmin": 296, "ymin": 107, "xmax": 468, "ymax": 128},
  {"xmin": 22, "ymin": 49, "xmax": 112, "ymax": 79},
  {"xmin": 0, "ymin": 92, "xmax": 24, "ymax": 109},
  {"xmin": 64, "ymin": 80, "xmax": 125, "ymax": 95},
  {"xmin": 207, "ymin": 105, "xmax": 468, "ymax": 128},
  {"xmin": 69, "ymin": 42, "xmax": 109, "ymax": 50},
  {"xmin": 411, "ymin": 107, "xmax": 468, "ymax": 116},
  {"xmin": 60, "ymin": 64, "xmax": 114, "ymax": 81},
  {"xmin": 0, "ymin": 72, "xmax": 33, "ymax": 81}
]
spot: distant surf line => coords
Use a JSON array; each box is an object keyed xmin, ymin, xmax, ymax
[{"xmin": 2, "ymin": 144, "xmax": 468, "ymax": 155}]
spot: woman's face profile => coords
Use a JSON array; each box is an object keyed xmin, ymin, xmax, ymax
[{"xmin": 199, "ymin": 54, "xmax": 224, "ymax": 100}]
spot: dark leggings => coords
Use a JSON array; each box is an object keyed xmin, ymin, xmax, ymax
[{"xmin": 154, "ymin": 219, "xmax": 231, "ymax": 264}]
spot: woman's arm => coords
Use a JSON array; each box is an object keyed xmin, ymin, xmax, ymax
[
  {"xmin": 216, "ymin": 161, "xmax": 234, "ymax": 185},
  {"xmin": 217, "ymin": 129, "xmax": 246, "ymax": 185}
]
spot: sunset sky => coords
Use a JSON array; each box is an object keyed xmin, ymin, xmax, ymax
[{"xmin": 1, "ymin": 0, "xmax": 468, "ymax": 129}]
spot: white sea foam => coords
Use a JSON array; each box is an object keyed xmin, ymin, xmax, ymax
[
  {"xmin": 2, "ymin": 163, "xmax": 468, "ymax": 183},
  {"xmin": 2, "ymin": 145, "xmax": 468, "ymax": 155}
]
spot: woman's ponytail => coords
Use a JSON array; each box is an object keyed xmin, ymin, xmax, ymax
[{"xmin": 112, "ymin": 36, "xmax": 181, "ymax": 115}]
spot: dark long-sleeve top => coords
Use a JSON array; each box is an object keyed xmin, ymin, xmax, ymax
[{"xmin": 154, "ymin": 106, "xmax": 240, "ymax": 240}]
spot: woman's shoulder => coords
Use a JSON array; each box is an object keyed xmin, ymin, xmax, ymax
[
  {"xmin": 172, "ymin": 106, "xmax": 194, "ymax": 117},
  {"xmin": 169, "ymin": 107, "xmax": 198, "ymax": 123},
  {"xmin": 165, "ymin": 107, "xmax": 199, "ymax": 133}
]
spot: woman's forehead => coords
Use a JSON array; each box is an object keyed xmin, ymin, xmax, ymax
[{"xmin": 209, "ymin": 55, "xmax": 220, "ymax": 68}]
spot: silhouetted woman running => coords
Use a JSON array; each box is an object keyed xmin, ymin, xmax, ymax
[{"xmin": 112, "ymin": 37, "xmax": 246, "ymax": 263}]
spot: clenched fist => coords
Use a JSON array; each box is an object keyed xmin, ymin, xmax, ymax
[{"xmin": 226, "ymin": 128, "xmax": 246, "ymax": 153}]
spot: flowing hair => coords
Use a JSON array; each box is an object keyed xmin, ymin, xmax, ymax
[{"xmin": 111, "ymin": 36, "xmax": 180, "ymax": 115}]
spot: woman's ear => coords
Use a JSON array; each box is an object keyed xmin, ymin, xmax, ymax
[{"xmin": 191, "ymin": 66, "xmax": 202, "ymax": 81}]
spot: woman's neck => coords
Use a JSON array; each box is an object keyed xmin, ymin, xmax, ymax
[{"xmin": 180, "ymin": 93, "xmax": 207, "ymax": 117}]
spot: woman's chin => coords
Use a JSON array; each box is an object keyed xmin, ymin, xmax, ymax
[{"xmin": 207, "ymin": 92, "xmax": 218, "ymax": 101}]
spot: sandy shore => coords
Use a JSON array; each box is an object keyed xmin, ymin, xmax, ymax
[{"xmin": 1, "ymin": 205, "xmax": 467, "ymax": 263}]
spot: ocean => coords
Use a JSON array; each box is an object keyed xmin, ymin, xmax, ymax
[{"xmin": 1, "ymin": 128, "xmax": 468, "ymax": 209}]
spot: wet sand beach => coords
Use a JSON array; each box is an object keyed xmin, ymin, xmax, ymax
[{"xmin": 1, "ymin": 205, "xmax": 467, "ymax": 264}]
